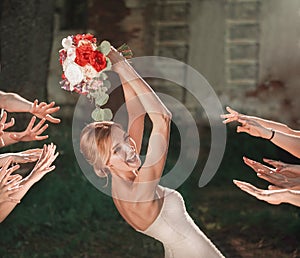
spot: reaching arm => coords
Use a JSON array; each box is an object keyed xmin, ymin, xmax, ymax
[
  {"xmin": 269, "ymin": 130, "xmax": 300, "ymax": 159},
  {"xmin": 232, "ymin": 117, "xmax": 300, "ymax": 158},
  {"xmin": 0, "ymin": 144, "xmax": 58, "ymax": 223},
  {"xmin": 0, "ymin": 91, "xmax": 61, "ymax": 124},
  {"xmin": 233, "ymin": 180, "xmax": 300, "ymax": 207},
  {"xmin": 221, "ymin": 106, "xmax": 300, "ymax": 136},
  {"xmin": 0, "ymin": 116, "xmax": 48, "ymax": 147}
]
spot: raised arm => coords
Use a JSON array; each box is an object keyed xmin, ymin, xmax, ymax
[
  {"xmin": 109, "ymin": 48, "xmax": 172, "ymax": 200},
  {"xmin": 108, "ymin": 49, "xmax": 145, "ymax": 153},
  {"xmin": 221, "ymin": 106, "xmax": 300, "ymax": 136},
  {"xmin": 0, "ymin": 91, "xmax": 61, "ymax": 124}
]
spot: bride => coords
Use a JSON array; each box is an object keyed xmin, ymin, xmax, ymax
[{"xmin": 80, "ymin": 47, "xmax": 224, "ymax": 257}]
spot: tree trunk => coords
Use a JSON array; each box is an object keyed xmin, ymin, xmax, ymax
[
  {"xmin": 1, "ymin": 0, "xmax": 54, "ymax": 99},
  {"xmin": 0, "ymin": 0, "xmax": 54, "ymax": 131}
]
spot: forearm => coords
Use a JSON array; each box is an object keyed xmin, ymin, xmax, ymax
[
  {"xmin": 115, "ymin": 61, "xmax": 171, "ymax": 120},
  {"xmin": 119, "ymin": 78, "xmax": 145, "ymax": 152},
  {"xmin": 0, "ymin": 91, "xmax": 32, "ymax": 113},
  {"xmin": 271, "ymin": 131, "xmax": 300, "ymax": 158},
  {"xmin": 251, "ymin": 116, "xmax": 298, "ymax": 135},
  {"xmin": 284, "ymin": 190, "xmax": 300, "ymax": 207}
]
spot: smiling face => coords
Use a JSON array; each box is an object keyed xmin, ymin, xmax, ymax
[{"xmin": 108, "ymin": 125, "xmax": 141, "ymax": 172}]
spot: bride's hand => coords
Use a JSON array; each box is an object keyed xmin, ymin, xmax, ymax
[{"xmin": 107, "ymin": 46, "xmax": 126, "ymax": 66}]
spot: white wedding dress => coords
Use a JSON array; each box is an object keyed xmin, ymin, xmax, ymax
[{"xmin": 136, "ymin": 186, "xmax": 225, "ymax": 258}]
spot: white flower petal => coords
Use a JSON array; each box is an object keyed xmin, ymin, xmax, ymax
[
  {"xmin": 65, "ymin": 63, "xmax": 84, "ymax": 86},
  {"xmin": 62, "ymin": 36, "xmax": 73, "ymax": 49}
]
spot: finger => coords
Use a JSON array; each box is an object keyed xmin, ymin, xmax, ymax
[
  {"xmin": 0, "ymin": 137, "xmax": 4, "ymax": 147},
  {"xmin": 45, "ymin": 105, "xmax": 60, "ymax": 114},
  {"xmin": 31, "ymin": 118, "xmax": 47, "ymax": 132},
  {"xmin": 4, "ymin": 118, "xmax": 15, "ymax": 130},
  {"xmin": 237, "ymin": 126, "xmax": 249, "ymax": 133},
  {"xmin": 8, "ymin": 174, "xmax": 22, "ymax": 182},
  {"xmin": 45, "ymin": 114, "xmax": 61, "ymax": 124},
  {"xmin": 0, "ymin": 111, "xmax": 7, "ymax": 125},
  {"xmin": 6, "ymin": 176, "xmax": 22, "ymax": 188},
  {"xmin": 222, "ymin": 118, "xmax": 235, "ymax": 124},
  {"xmin": 34, "ymin": 135, "xmax": 49, "ymax": 141},
  {"xmin": 226, "ymin": 106, "xmax": 237, "ymax": 114},
  {"xmin": 8, "ymin": 197, "xmax": 21, "ymax": 204},
  {"xmin": 43, "ymin": 165, "xmax": 56, "ymax": 174},
  {"xmin": 33, "ymin": 99, "xmax": 39, "ymax": 108},
  {"xmin": 26, "ymin": 116, "xmax": 37, "ymax": 130},
  {"xmin": 262, "ymin": 158, "xmax": 283, "ymax": 168},
  {"xmin": 37, "ymin": 102, "xmax": 47, "ymax": 109},
  {"xmin": 268, "ymin": 185, "xmax": 283, "ymax": 190},
  {"xmin": 0, "ymin": 158, "xmax": 13, "ymax": 179},
  {"xmin": 2, "ymin": 164, "xmax": 20, "ymax": 184},
  {"xmin": 43, "ymin": 101, "xmax": 56, "ymax": 109},
  {"xmin": 35, "ymin": 124, "xmax": 49, "ymax": 135}
]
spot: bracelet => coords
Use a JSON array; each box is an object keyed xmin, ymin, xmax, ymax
[{"xmin": 268, "ymin": 129, "xmax": 275, "ymax": 140}]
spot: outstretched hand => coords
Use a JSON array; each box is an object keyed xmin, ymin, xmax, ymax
[
  {"xmin": 0, "ymin": 158, "xmax": 22, "ymax": 204},
  {"xmin": 263, "ymin": 158, "xmax": 300, "ymax": 178},
  {"xmin": 28, "ymin": 143, "xmax": 59, "ymax": 183},
  {"xmin": 221, "ymin": 107, "xmax": 246, "ymax": 124},
  {"xmin": 30, "ymin": 100, "xmax": 61, "ymax": 124},
  {"xmin": 243, "ymin": 157, "xmax": 300, "ymax": 190},
  {"xmin": 233, "ymin": 180, "xmax": 287, "ymax": 205},
  {"xmin": 0, "ymin": 111, "xmax": 15, "ymax": 147},
  {"xmin": 235, "ymin": 118, "xmax": 272, "ymax": 139},
  {"xmin": 9, "ymin": 116, "xmax": 49, "ymax": 143}
]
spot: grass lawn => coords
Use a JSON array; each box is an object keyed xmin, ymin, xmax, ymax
[{"xmin": 1, "ymin": 121, "xmax": 299, "ymax": 258}]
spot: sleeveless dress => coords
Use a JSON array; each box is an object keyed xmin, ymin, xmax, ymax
[{"xmin": 136, "ymin": 186, "xmax": 224, "ymax": 258}]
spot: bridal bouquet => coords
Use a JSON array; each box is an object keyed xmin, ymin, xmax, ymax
[{"xmin": 59, "ymin": 33, "xmax": 113, "ymax": 121}]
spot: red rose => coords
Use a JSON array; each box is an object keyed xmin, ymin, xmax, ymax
[
  {"xmin": 89, "ymin": 50, "xmax": 107, "ymax": 72},
  {"xmin": 73, "ymin": 34, "xmax": 96, "ymax": 46},
  {"xmin": 75, "ymin": 44, "xmax": 94, "ymax": 66}
]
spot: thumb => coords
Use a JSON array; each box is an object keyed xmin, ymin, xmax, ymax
[{"xmin": 237, "ymin": 126, "xmax": 248, "ymax": 133}]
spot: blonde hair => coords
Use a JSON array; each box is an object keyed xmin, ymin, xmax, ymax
[{"xmin": 80, "ymin": 121, "xmax": 121, "ymax": 178}]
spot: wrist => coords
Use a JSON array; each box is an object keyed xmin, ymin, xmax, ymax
[
  {"xmin": 28, "ymin": 102, "xmax": 34, "ymax": 114},
  {"xmin": 267, "ymin": 129, "xmax": 275, "ymax": 140}
]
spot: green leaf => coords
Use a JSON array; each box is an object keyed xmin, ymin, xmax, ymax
[
  {"xmin": 98, "ymin": 72, "xmax": 108, "ymax": 81},
  {"xmin": 91, "ymin": 108, "xmax": 104, "ymax": 121},
  {"xmin": 95, "ymin": 93, "xmax": 109, "ymax": 106},
  {"xmin": 99, "ymin": 41, "xmax": 111, "ymax": 55},
  {"xmin": 105, "ymin": 58, "xmax": 112, "ymax": 70},
  {"xmin": 102, "ymin": 108, "xmax": 113, "ymax": 120},
  {"xmin": 103, "ymin": 80, "xmax": 111, "ymax": 89},
  {"xmin": 91, "ymin": 107, "xmax": 113, "ymax": 121}
]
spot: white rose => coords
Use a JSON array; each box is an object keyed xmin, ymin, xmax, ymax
[
  {"xmin": 62, "ymin": 36, "xmax": 73, "ymax": 49},
  {"xmin": 65, "ymin": 63, "xmax": 84, "ymax": 87},
  {"xmin": 67, "ymin": 46, "xmax": 76, "ymax": 61}
]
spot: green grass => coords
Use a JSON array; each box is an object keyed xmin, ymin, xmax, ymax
[{"xmin": 1, "ymin": 122, "xmax": 300, "ymax": 257}]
